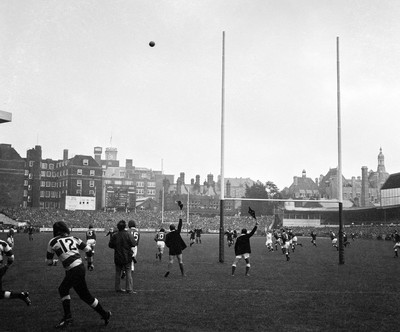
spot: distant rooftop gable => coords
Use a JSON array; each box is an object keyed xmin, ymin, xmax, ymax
[
  {"xmin": 0, "ymin": 144, "xmax": 22, "ymax": 160},
  {"xmin": 381, "ymin": 173, "xmax": 400, "ymax": 190}
]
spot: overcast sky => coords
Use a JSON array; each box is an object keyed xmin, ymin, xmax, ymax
[{"xmin": 1, "ymin": 0, "xmax": 400, "ymax": 190}]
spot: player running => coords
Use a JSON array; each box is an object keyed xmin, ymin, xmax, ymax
[
  {"xmin": 281, "ymin": 229, "xmax": 290, "ymax": 261},
  {"xmin": 310, "ymin": 230, "xmax": 317, "ymax": 246},
  {"xmin": 188, "ymin": 229, "xmax": 196, "ymax": 247},
  {"xmin": 154, "ymin": 228, "xmax": 166, "ymax": 261},
  {"xmin": 225, "ymin": 229, "xmax": 235, "ymax": 247},
  {"xmin": 330, "ymin": 231, "xmax": 338, "ymax": 251},
  {"xmin": 0, "ymin": 239, "xmax": 31, "ymax": 306},
  {"xmin": 46, "ymin": 221, "xmax": 111, "ymax": 329},
  {"xmin": 393, "ymin": 230, "xmax": 400, "ymax": 258},
  {"xmin": 86, "ymin": 225, "xmax": 96, "ymax": 267},
  {"xmin": 265, "ymin": 229, "xmax": 274, "ymax": 252}
]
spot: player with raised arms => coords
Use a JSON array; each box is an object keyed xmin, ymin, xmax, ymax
[{"xmin": 231, "ymin": 207, "xmax": 259, "ymax": 276}]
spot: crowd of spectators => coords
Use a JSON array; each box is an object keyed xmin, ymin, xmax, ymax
[{"xmin": 1, "ymin": 207, "xmax": 399, "ymax": 241}]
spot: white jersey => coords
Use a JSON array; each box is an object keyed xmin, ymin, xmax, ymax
[{"xmin": 266, "ymin": 232, "xmax": 273, "ymax": 245}]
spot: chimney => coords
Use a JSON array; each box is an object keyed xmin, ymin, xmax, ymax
[
  {"xmin": 180, "ymin": 172, "xmax": 185, "ymax": 184},
  {"xmin": 226, "ymin": 180, "xmax": 231, "ymax": 198},
  {"xmin": 293, "ymin": 176, "xmax": 298, "ymax": 186},
  {"xmin": 63, "ymin": 149, "xmax": 68, "ymax": 161},
  {"xmin": 191, "ymin": 179, "xmax": 194, "ymax": 185},
  {"xmin": 361, "ymin": 166, "xmax": 369, "ymax": 207},
  {"xmin": 126, "ymin": 159, "xmax": 133, "ymax": 169},
  {"xmin": 94, "ymin": 147, "xmax": 102, "ymax": 164},
  {"xmin": 196, "ymin": 175, "xmax": 200, "ymax": 185}
]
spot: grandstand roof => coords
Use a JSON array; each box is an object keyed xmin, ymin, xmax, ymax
[{"xmin": 381, "ymin": 172, "xmax": 400, "ymax": 190}]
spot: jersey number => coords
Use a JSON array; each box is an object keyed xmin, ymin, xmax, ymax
[{"xmin": 58, "ymin": 238, "xmax": 77, "ymax": 253}]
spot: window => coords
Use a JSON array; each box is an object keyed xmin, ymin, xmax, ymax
[
  {"xmin": 28, "ymin": 173, "xmax": 32, "ymax": 179},
  {"xmin": 90, "ymin": 170, "xmax": 95, "ymax": 176},
  {"xmin": 51, "ymin": 192, "xmax": 57, "ymax": 198},
  {"xmin": 25, "ymin": 170, "xmax": 29, "ymax": 176},
  {"xmin": 83, "ymin": 159, "xmax": 89, "ymax": 166},
  {"xmin": 46, "ymin": 171, "xmax": 51, "ymax": 177},
  {"xmin": 29, "ymin": 161, "xmax": 34, "ymax": 167},
  {"xmin": 120, "ymin": 171, "xmax": 125, "ymax": 177},
  {"xmin": 52, "ymin": 172, "xmax": 56, "ymax": 177},
  {"xmin": 137, "ymin": 182, "xmax": 144, "ymax": 188},
  {"xmin": 52, "ymin": 182, "xmax": 57, "ymax": 187},
  {"xmin": 89, "ymin": 181, "xmax": 94, "ymax": 187},
  {"xmin": 137, "ymin": 189, "xmax": 144, "ymax": 195},
  {"xmin": 148, "ymin": 182, "xmax": 156, "ymax": 188},
  {"xmin": 28, "ymin": 185, "xmax": 32, "ymax": 191},
  {"xmin": 49, "ymin": 164, "xmax": 54, "ymax": 170},
  {"xmin": 27, "ymin": 196, "xmax": 31, "ymax": 202},
  {"xmin": 41, "ymin": 171, "xmax": 46, "ymax": 177},
  {"xmin": 147, "ymin": 189, "xmax": 156, "ymax": 195},
  {"xmin": 40, "ymin": 191, "xmax": 44, "ymax": 198},
  {"xmin": 89, "ymin": 190, "xmax": 95, "ymax": 196},
  {"xmin": 77, "ymin": 180, "xmax": 82, "ymax": 187},
  {"xmin": 125, "ymin": 180, "xmax": 133, "ymax": 186},
  {"xmin": 24, "ymin": 180, "xmax": 28, "ymax": 186},
  {"xmin": 45, "ymin": 191, "xmax": 50, "ymax": 198},
  {"xmin": 46, "ymin": 181, "xmax": 51, "ymax": 187},
  {"xmin": 23, "ymin": 190, "xmax": 28, "ymax": 197},
  {"xmin": 42, "ymin": 163, "xmax": 47, "ymax": 169},
  {"xmin": 76, "ymin": 189, "xmax": 82, "ymax": 195},
  {"xmin": 77, "ymin": 169, "xmax": 82, "ymax": 175}
]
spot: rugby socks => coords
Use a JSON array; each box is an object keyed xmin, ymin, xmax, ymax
[
  {"xmin": 286, "ymin": 252, "xmax": 290, "ymax": 261},
  {"xmin": 93, "ymin": 300, "xmax": 107, "ymax": 318},
  {"xmin": 231, "ymin": 265, "xmax": 236, "ymax": 276},
  {"xmin": 179, "ymin": 263, "xmax": 185, "ymax": 276},
  {"xmin": 395, "ymin": 249, "xmax": 398, "ymax": 257},
  {"xmin": 62, "ymin": 298, "xmax": 72, "ymax": 318},
  {"xmin": 245, "ymin": 266, "xmax": 250, "ymax": 276}
]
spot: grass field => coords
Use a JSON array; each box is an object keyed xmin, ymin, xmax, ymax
[{"xmin": 1, "ymin": 231, "xmax": 400, "ymax": 332}]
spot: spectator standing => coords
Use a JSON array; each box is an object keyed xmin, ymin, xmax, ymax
[
  {"xmin": 28, "ymin": 224, "xmax": 34, "ymax": 241},
  {"xmin": 108, "ymin": 220, "xmax": 137, "ymax": 293}
]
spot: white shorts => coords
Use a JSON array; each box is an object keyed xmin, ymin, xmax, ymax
[
  {"xmin": 87, "ymin": 239, "xmax": 96, "ymax": 247},
  {"xmin": 235, "ymin": 253, "xmax": 250, "ymax": 259},
  {"xmin": 265, "ymin": 240, "xmax": 272, "ymax": 246},
  {"xmin": 292, "ymin": 236, "xmax": 298, "ymax": 242},
  {"xmin": 157, "ymin": 241, "xmax": 165, "ymax": 253},
  {"xmin": 132, "ymin": 246, "xmax": 138, "ymax": 257},
  {"xmin": 283, "ymin": 242, "xmax": 290, "ymax": 249},
  {"xmin": 332, "ymin": 238, "xmax": 338, "ymax": 245}
]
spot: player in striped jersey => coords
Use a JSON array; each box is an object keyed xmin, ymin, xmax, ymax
[
  {"xmin": 0, "ymin": 239, "xmax": 31, "ymax": 305},
  {"xmin": 154, "ymin": 228, "xmax": 166, "ymax": 261},
  {"xmin": 46, "ymin": 221, "xmax": 111, "ymax": 329}
]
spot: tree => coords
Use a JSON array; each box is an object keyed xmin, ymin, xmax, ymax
[{"xmin": 240, "ymin": 181, "xmax": 282, "ymax": 216}]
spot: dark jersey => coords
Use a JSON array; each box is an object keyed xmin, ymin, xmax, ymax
[
  {"xmin": 188, "ymin": 230, "xmax": 195, "ymax": 240},
  {"xmin": 155, "ymin": 231, "xmax": 166, "ymax": 242},
  {"xmin": 129, "ymin": 227, "xmax": 140, "ymax": 245},
  {"xmin": 225, "ymin": 231, "xmax": 234, "ymax": 241},
  {"xmin": 234, "ymin": 225, "xmax": 257, "ymax": 255},
  {"xmin": 86, "ymin": 229, "xmax": 96, "ymax": 241}
]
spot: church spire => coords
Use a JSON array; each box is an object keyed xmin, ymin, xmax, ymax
[{"xmin": 377, "ymin": 147, "xmax": 385, "ymax": 173}]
